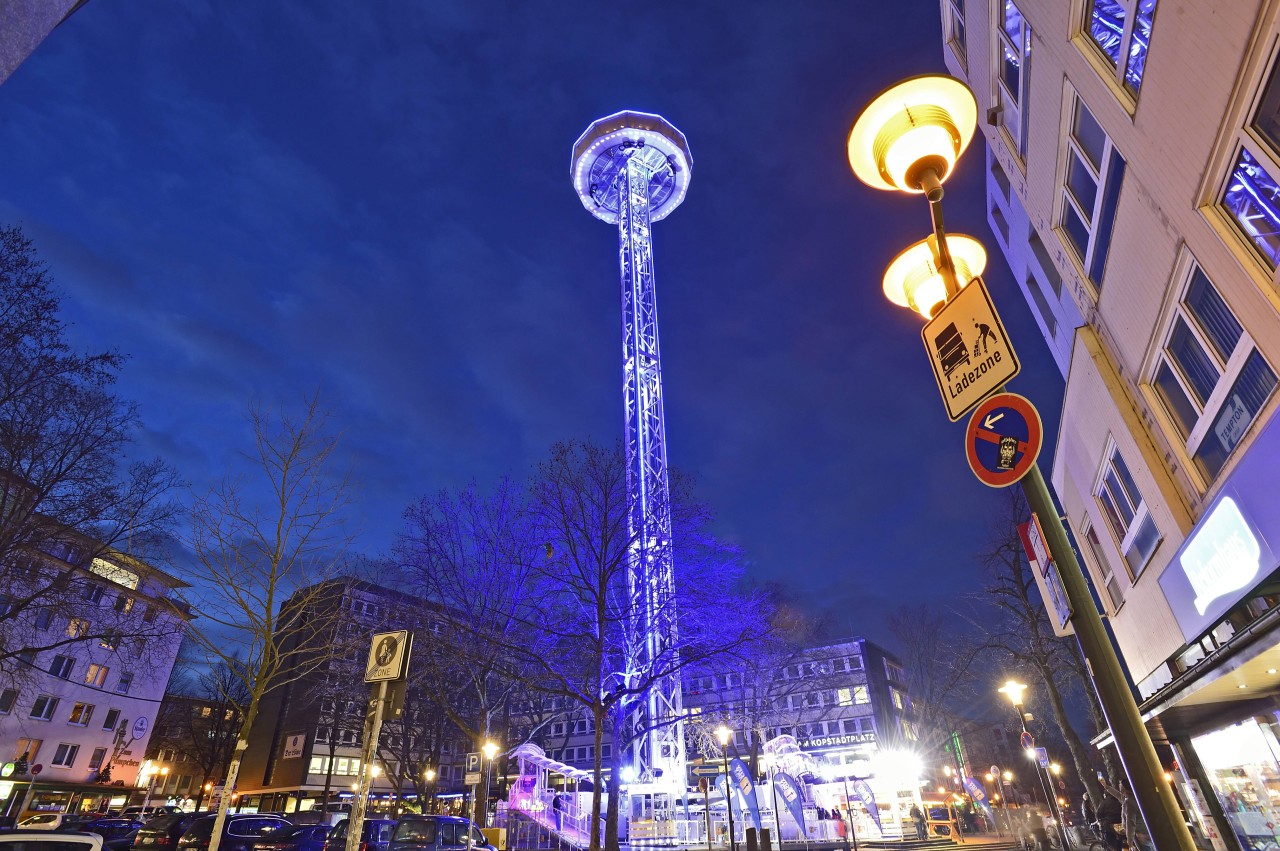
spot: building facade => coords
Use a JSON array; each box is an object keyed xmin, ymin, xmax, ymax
[
  {"xmin": 941, "ymin": 1, "xmax": 1280, "ymax": 848},
  {"xmin": 0, "ymin": 540, "xmax": 189, "ymax": 816}
]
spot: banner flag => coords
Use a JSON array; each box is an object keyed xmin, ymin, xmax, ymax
[
  {"xmin": 852, "ymin": 779, "xmax": 882, "ymax": 832},
  {"xmin": 773, "ymin": 771, "xmax": 807, "ymax": 833},
  {"xmin": 964, "ymin": 776, "xmax": 996, "ymax": 826},
  {"xmin": 730, "ymin": 758, "xmax": 763, "ymax": 832}
]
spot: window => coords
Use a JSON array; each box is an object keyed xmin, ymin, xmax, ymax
[
  {"xmin": 30, "ymin": 695, "xmax": 59, "ymax": 721},
  {"xmin": 102, "ymin": 708, "xmax": 121, "ymax": 731},
  {"xmin": 100, "ymin": 631, "xmax": 122, "ymax": 651},
  {"xmin": 113, "ymin": 595, "xmax": 134, "ymax": 614},
  {"xmin": 945, "ymin": 0, "xmax": 966, "ymax": 61},
  {"xmin": 852, "ymin": 685, "xmax": 870, "ymax": 704},
  {"xmin": 33, "ymin": 609, "xmax": 53, "ymax": 630},
  {"xmin": 1152, "ymin": 263, "xmax": 1277, "ymax": 480},
  {"xmin": 68, "ymin": 702, "xmax": 94, "ymax": 726},
  {"xmin": 142, "ymin": 605, "xmax": 157, "ymax": 624},
  {"xmin": 0, "ymin": 689, "xmax": 15, "ymax": 714},
  {"xmin": 82, "ymin": 583, "xmax": 105, "ymax": 603},
  {"xmin": 88, "ymin": 747, "xmax": 107, "ymax": 771},
  {"xmin": 994, "ymin": 0, "xmax": 1031, "ymax": 159},
  {"xmin": 1060, "ymin": 95, "xmax": 1125, "ymax": 287},
  {"xmin": 1084, "ymin": 0, "xmax": 1157, "ymax": 94},
  {"xmin": 49, "ymin": 655, "xmax": 74, "ymax": 680},
  {"xmin": 892, "ymin": 690, "xmax": 905, "ymax": 710},
  {"xmin": 1083, "ymin": 522, "xmax": 1125, "ymax": 611},
  {"xmin": 1096, "ymin": 444, "xmax": 1162, "ymax": 576},
  {"xmin": 51, "ymin": 743, "xmax": 79, "ymax": 768},
  {"xmin": 85, "ymin": 664, "xmax": 109, "ymax": 688},
  {"xmin": 14, "ymin": 739, "xmax": 42, "ymax": 761},
  {"xmin": 836, "ymin": 688, "xmax": 854, "ymax": 707},
  {"xmin": 66, "ymin": 618, "xmax": 89, "ymax": 638}
]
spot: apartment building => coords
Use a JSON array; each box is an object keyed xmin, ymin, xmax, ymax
[
  {"xmin": 0, "ymin": 539, "xmax": 189, "ymax": 815},
  {"xmin": 941, "ymin": 1, "xmax": 1280, "ymax": 847}
]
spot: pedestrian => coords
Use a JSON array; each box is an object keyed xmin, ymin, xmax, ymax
[
  {"xmin": 910, "ymin": 804, "xmax": 926, "ymax": 840},
  {"xmin": 552, "ymin": 791, "xmax": 564, "ymax": 831}
]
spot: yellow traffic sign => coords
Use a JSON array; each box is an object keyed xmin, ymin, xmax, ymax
[{"xmin": 921, "ymin": 276, "xmax": 1020, "ymax": 421}]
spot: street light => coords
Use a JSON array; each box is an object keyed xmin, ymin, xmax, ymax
[
  {"xmin": 847, "ymin": 74, "xmax": 1196, "ymax": 851},
  {"xmin": 998, "ymin": 681, "xmax": 1068, "ymax": 850},
  {"xmin": 480, "ymin": 742, "xmax": 499, "ymax": 829},
  {"xmin": 424, "ymin": 768, "xmax": 436, "ymax": 814},
  {"xmin": 715, "ymin": 725, "xmax": 736, "ymax": 851}
]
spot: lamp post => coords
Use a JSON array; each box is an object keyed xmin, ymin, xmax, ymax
[
  {"xmin": 988, "ymin": 768, "xmax": 1012, "ymax": 835},
  {"xmin": 762, "ymin": 755, "xmax": 784, "ymax": 847},
  {"xmin": 999, "ymin": 680, "xmax": 1070, "ymax": 850},
  {"xmin": 715, "ymin": 725, "xmax": 736, "ymax": 851},
  {"xmin": 480, "ymin": 741, "xmax": 498, "ymax": 829},
  {"xmin": 424, "ymin": 768, "xmax": 436, "ymax": 814},
  {"xmin": 829, "ymin": 765, "xmax": 860, "ymax": 851},
  {"xmin": 144, "ymin": 765, "xmax": 168, "ymax": 811},
  {"xmin": 847, "ymin": 73, "xmax": 1196, "ymax": 851}
]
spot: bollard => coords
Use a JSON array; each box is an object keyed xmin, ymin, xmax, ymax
[
  {"xmin": 746, "ymin": 827, "xmax": 758, "ymax": 851},
  {"xmin": 761, "ymin": 828, "xmax": 773, "ymax": 851}
]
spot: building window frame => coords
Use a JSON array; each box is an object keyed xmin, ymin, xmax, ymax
[
  {"xmin": 50, "ymin": 743, "xmax": 79, "ymax": 768},
  {"xmin": 993, "ymin": 0, "xmax": 1032, "ymax": 163},
  {"xmin": 945, "ymin": 0, "xmax": 967, "ymax": 66},
  {"xmin": 68, "ymin": 702, "xmax": 95, "ymax": 727},
  {"xmin": 49, "ymin": 655, "xmax": 74, "ymax": 680},
  {"xmin": 1145, "ymin": 255, "xmax": 1277, "ymax": 485},
  {"xmin": 1079, "ymin": 0, "xmax": 1158, "ymax": 101},
  {"xmin": 1058, "ymin": 91, "xmax": 1126, "ymax": 290},
  {"xmin": 1094, "ymin": 440, "xmax": 1162, "ymax": 578},
  {"xmin": 1081, "ymin": 520, "xmax": 1126, "ymax": 612},
  {"xmin": 30, "ymin": 695, "xmax": 59, "ymax": 721}
]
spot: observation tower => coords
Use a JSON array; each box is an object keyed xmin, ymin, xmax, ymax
[{"xmin": 571, "ymin": 112, "xmax": 691, "ymax": 786}]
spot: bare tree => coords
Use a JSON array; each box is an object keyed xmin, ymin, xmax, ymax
[
  {"xmin": 397, "ymin": 478, "xmax": 541, "ymax": 826},
  {"xmin": 150, "ymin": 659, "xmax": 249, "ymax": 808},
  {"xmin": 0, "ymin": 224, "xmax": 182, "ymax": 677},
  {"xmin": 180, "ymin": 395, "xmax": 352, "ymax": 851},
  {"xmin": 887, "ymin": 603, "xmax": 982, "ymax": 766},
  {"xmin": 968, "ymin": 490, "xmax": 1108, "ymax": 809},
  {"xmin": 517, "ymin": 441, "xmax": 772, "ymax": 851}
]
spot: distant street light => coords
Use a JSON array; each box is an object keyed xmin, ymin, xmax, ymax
[
  {"xmin": 424, "ymin": 768, "xmax": 436, "ymax": 814},
  {"xmin": 715, "ymin": 725, "xmax": 736, "ymax": 851},
  {"xmin": 998, "ymin": 681, "xmax": 1068, "ymax": 849},
  {"xmin": 480, "ymin": 741, "xmax": 499, "ymax": 829},
  {"xmin": 847, "ymin": 72, "xmax": 1195, "ymax": 851}
]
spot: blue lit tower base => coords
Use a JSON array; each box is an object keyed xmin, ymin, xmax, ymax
[{"xmin": 571, "ymin": 112, "xmax": 692, "ymax": 787}]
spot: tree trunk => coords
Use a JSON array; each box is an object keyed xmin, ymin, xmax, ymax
[
  {"xmin": 207, "ymin": 696, "xmax": 259, "ymax": 851},
  {"xmin": 588, "ymin": 706, "xmax": 605, "ymax": 851},
  {"xmin": 604, "ymin": 709, "xmax": 625, "ymax": 851},
  {"xmin": 1035, "ymin": 658, "xmax": 1103, "ymax": 809}
]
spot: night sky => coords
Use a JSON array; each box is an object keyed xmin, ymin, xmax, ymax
[{"xmin": 0, "ymin": 1, "xmax": 1064, "ymax": 639}]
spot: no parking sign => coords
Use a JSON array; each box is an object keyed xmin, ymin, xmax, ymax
[{"xmin": 965, "ymin": 392, "xmax": 1042, "ymax": 487}]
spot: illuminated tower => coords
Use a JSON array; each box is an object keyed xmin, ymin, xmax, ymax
[{"xmin": 571, "ymin": 112, "xmax": 691, "ymax": 785}]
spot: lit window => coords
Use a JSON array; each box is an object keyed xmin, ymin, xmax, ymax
[
  {"xmin": 852, "ymin": 686, "xmax": 869, "ymax": 704},
  {"xmin": 99, "ymin": 631, "xmax": 122, "ymax": 651},
  {"xmin": 66, "ymin": 618, "xmax": 89, "ymax": 638},
  {"xmin": 1060, "ymin": 95, "xmax": 1125, "ymax": 287},
  {"xmin": 994, "ymin": 0, "xmax": 1032, "ymax": 159},
  {"xmin": 113, "ymin": 595, "xmax": 134, "ymax": 614},
  {"xmin": 1084, "ymin": 0, "xmax": 1157, "ymax": 94},
  {"xmin": 836, "ymin": 688, "xmax": 853, "ymax": 707},
  {"xmin": 30, "ymin": 695, "xmax": 59, "ymax": 721},
  {"xmin": 1082, "ymin": 522, "xmax": 1125, "ymax": 612},
  {"xmin": 68, "ymin": 702, "xmax": 95, "ymax": 726},
  {"xmin": 50, "ymin": 743, "xmax": 79, "ymax": 768},
  {"xmin": 49, "ymin": 655, "xmax": 74, "ymax": 680},
  {"xmin": 1151, "ymin": 263, "xmax": 1277, "ymax": 480},
  {"xmin": 945, "ymin": 0, "xmax": 967, "ymax": 62},
  {"xmin": 85, "ymin": 664, "xmax": 109, "ymax": 688},
  {"xmin": 1095, "ymin": 444, "xmax": 1162, "ymax": 576}
]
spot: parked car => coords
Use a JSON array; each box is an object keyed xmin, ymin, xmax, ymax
[
  {"xmin": 322, "ymin": 819, "xmax": 394, "ymax": 851},
  {"xmin": 252, "ymin": 825, "xmax": 331, "ymax": 851},
  {"xmin": 387, "ymin": 817, "xmax": 493, "ymax": 851},
  {"xmin": 176, "ymin": 815, "xmax": 293, "ymax": 851},
  {"xmin": 15, "ymin": 815, "xmax": 70, "ymax": 832},
  {"xmin": 132, "ymin": 813, "xmax": 213, "ymax": 851},
  {"xmin": 0, "ymin": 831, "xmax": 103, "ymax": 851},
  {"xmin": 55, "ymin": 818, "xmax": 146, "ymax": 850}
]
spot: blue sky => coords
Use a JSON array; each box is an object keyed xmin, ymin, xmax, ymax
[{"xmin": 0, "ymin": 1, "xmax": 1064, "ymax": 637}]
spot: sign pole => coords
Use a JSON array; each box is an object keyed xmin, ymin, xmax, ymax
[
  {"xmin": 1020, "ymin": 464, "xmax": 1194, "ymax": 851},
  {"xmin": 345, "ymin": 679, "xmax": 388, "ymax": 851}
]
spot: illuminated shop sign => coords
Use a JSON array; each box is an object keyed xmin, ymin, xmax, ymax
[{"xmin": 1160, "ymin": 414, "xmax": 1280, "ymax": 642}]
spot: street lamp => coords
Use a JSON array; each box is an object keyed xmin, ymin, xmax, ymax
[
  {"xmin": 424, "ymin": 768, "xmax": 436, "ymax": 814},
  {"xmin": 480, "ymin": 741, "xmax": 499, "ymax": 829},
  {"xmin": 715, "ymin": 725, "xmax": 736, "ymax": 851},
  {"xmin": 998, "ymin": 681, "xmax": 1068, "ymax": 849},
  {"xmin": 847, "ymin": 74, "xmax": 1196, "ymax": 851}
]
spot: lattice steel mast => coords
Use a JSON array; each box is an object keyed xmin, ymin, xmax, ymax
[{"xmin": 571, "ymin": 112, "xmax": 692, "ymax": 785}]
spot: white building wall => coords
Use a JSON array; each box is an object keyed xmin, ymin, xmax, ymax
[{"xmin": 942, "ymin": 0, "xmax": 1280, "ymax": 688}]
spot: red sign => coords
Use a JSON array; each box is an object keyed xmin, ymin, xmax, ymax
[{"xmin": 965, "ymin": 392, "xmax": 1042, "ymax": 487}]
